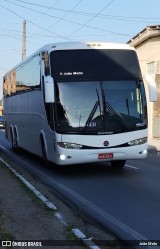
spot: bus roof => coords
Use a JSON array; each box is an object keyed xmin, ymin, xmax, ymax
[{"xmin": 40, "ymin": 41, "xmax": 135, "ymax": 54}]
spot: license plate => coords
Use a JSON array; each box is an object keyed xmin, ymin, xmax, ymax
[{"xmin": 98, "ymin": 153, "xmax": 113, "ymax": 159}]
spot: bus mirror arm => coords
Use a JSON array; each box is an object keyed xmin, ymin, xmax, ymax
[
  {"xmin": 144, "ymin": 74, "xmax": 158, "ymax": 102},
  {"xmin": 44, "ymin": 76, "xmax": 54, "ymax": 103}
]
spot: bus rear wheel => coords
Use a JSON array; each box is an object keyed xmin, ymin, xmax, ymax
[
  {"xmin": 10, "ymin": 128, "xmax": 19, "ymax": 152},
  {"xmin": 111, "ymin": 160, "xmax": 126, "ymax": 168},
  {"xmin": 40, "ymin": 136, "xmax": 49, "ymax": 166}
]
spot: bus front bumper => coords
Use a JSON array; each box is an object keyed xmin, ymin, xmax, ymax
[{"xmin": 56, "ymin": 144, "xmax": 148, "ymax": 165}]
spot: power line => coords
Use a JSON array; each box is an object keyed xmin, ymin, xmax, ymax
[
  {"xmin": 49, "ymin": 0, "xmax": 83, "ymax": 27},
  {"xmin": 1, "ymin": 0, "xmax": 133, "ymax": 38},
  {"xmin": 0, "ymin": 26, "xmax": 26, "ymax": 34},
  {"xmin": 2, "ymin": 0, "xmax": 157, "ymax": 46},
  {"xmin": 30, "ymin": 0, "xmax": 60, "ymax": 22},
  {"xmin": 10, "ymin": 0, "xmax": 160, "ymax": 21},
  {"xmin": 31, "ymin": 0, "xmax": 83, "ymax": 39},
  {"xmin": 0, "ymin": 26, "xmax": 61, "ymax": 39},
  {"xmin": 67, "ymin": 0, "xmax": 115, "ymax": 38},
  {"xmin": 0, "ymin": 2, "xmax": 69, "ymax": 40}
]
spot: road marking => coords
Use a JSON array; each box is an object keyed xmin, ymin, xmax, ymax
[{"xmin": 125, "ymin": 164, "xmax": 139, "ymax": 169}]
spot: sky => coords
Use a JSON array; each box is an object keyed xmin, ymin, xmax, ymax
[{"xmin": 0, "ymin": 0, "xmax": 160, "ymax": 99}]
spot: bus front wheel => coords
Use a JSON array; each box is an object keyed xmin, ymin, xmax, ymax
[{"xmin": 111, "ymin": 160, "xmax": 126, "ymax": 168}]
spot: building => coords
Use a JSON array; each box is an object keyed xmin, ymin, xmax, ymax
[{"xmin": 128, "ymin": 25, "xmax": 160, "ymax": 140}]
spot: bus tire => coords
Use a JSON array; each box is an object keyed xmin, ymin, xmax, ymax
[
  {"xmin": 10, "ymin": 126, "xmax": 19, "ymax": 152},
  {"xmin": 40, "ymin": 134, "xmax": 48, "ymax": 165},
  {"xmin": 111, "ymin": 160, "xmax": 126, "ymax": 168}
]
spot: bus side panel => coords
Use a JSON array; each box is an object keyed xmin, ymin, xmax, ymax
[{"xmin": 4, "ymin": 90, "xmax": 57, "ymax": 162}]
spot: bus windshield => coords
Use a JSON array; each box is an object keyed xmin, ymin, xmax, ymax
[{"xmin": 55, "ymin": 80, "xmax": 147, "ymax": 134}]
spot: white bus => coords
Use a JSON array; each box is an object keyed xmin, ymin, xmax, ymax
[{"xmin": 3, "ymin": 42, "xmax": 154, "ymax": 167}]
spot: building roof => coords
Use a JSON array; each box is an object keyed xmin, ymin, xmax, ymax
[{"xmin": 127, "ymin": 25, "xmax": 160, "ymax": 46}]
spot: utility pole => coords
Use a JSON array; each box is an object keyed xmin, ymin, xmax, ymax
[{"xmin": 22, "ymin": 20, "xmax": 26, "ymax": 61}]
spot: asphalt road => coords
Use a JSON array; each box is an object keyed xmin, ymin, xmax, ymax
[{"xmin": 0, "ymin": 129, "xmax": 160, "ymax": 248}]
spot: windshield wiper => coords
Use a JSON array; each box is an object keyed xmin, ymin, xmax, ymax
[
  {"xmin": 82, "ymin": 100, "xmax": 100, "ymax": 133},
  {"xmin": 105, "ymin": 101, "xmax": 128, "ymax": 131},
  {"xmin": 82, "ymin": 89, "xmax": 101, "ymax": 134}
]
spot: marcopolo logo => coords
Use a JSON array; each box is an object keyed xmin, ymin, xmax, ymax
[{"xmin": 103, "ymin": 141, "xmax": 109, "ymax": 146}]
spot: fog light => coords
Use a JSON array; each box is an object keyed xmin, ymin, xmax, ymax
[
  {"xmin": 59, "ymin": 154, "xmax": 66, "ymax": 160},
  {"xmin": 139, "ymin": 150, "xmax": 147, "ymax": 155}
]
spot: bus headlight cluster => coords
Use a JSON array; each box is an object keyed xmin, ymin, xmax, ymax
[
  {"xmin": 128, "ymin": 137, "xmax": 147, "ymax": 146},
  {"xmin": 57, "ymin": 142, "xmax": 82, "ymax": 149}
]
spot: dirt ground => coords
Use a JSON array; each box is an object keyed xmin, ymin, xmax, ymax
[
  {"xmin": 0, "ymin": 153, "xmax": 124, "ymax": 249},
  {"xmin": 0, "ymin": 161, "xmax": 82, "ymax": 249}
]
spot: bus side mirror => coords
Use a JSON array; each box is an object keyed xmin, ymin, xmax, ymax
[
  {"xmin": 44, "ymin": 76, "xmax": 54, "ymax": 103},
  {"xmin": 144, "ymin": 74, "xmax": 158, "ymax": 102}
]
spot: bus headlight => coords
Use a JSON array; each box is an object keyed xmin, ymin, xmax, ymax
[
  {"xmin": 128, "ymin": 137, "xmax": 147, "ymax": 146},
  {"xmin": 57, "ymin": 142, "xmax": 82, "ymax": 149}
]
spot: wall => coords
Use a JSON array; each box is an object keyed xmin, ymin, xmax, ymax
[{"xmin": 134, "ymin": 36, "xmax": 160, "ymax": 139}]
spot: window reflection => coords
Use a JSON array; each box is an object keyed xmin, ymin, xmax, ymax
[
  {"xmin": 55, "ymin": 82, "xmax": 102, "ymax": 131},
  {"xmin": 102, "ymin": 80, "xmax": 147, "ymax": 131},
  {"xmin": 4, "ymin": 55, "xmax": 41, "ymax": 97},
  {"xmin": 55, "ymin": 80, "xmax": 147, "ymax": 134},
  {"xmin": 16, "ymin": 55, "xmax": 40, "ymax": 92}
]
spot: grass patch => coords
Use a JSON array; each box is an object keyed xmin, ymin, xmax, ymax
[
  {"xmin": 14, "ymin": 175, "xmax": 55, "ymax": 213},
  {"xmin": 0, "ymin": 155, "xmax": 55, "ymax": 213}
]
